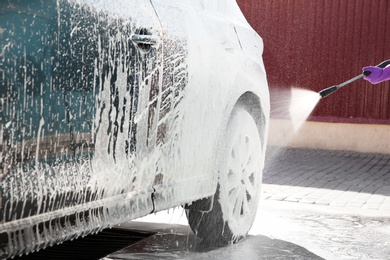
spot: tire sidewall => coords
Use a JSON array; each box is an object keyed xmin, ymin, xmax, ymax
[{"xmin": 217, "ymin": 106, "xmax": 263, "ymax": 240}]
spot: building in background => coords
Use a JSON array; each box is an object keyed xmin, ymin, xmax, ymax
[{"xmin": 238, "ymin": 0, "xmax": 390, "ymax": 153}]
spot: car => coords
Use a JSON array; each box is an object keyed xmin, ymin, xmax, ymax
[{"xmin": 0, "ymin": 0, "xmax": 269, "ymax": 258}]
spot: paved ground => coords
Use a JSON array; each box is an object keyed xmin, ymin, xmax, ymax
[
  {"xmin": 263, "ymin": 147, "xmax": 390, "ymax": 211},
  {"xmin": 16, "ymin": 147, "xmax": 390, "ymax": 259}
]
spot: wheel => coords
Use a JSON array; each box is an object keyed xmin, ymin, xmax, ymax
[{"xmin": 187, "ymin": 106, "xmax": 264, "ymax": 245}]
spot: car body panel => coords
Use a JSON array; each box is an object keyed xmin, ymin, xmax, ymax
[
  {"xmin": 150, "ymin": 0, "xmax": 269, "ymax": 212},
  {"xmin": 0, "ymin": 0, "xmax": 269, "ymax": 258}
]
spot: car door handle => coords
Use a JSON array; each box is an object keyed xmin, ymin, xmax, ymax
[{"xmin": 131, "ymin": 34, "xmax": 159, "ymax": 46}]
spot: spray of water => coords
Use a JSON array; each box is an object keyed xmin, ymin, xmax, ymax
[
  {"xmin": 265, "ymin": 87, "xmax": 321, "ymax": 187},
  {"xmin": 288, "ymin": 88, "xmax": 321, "ymax": 131},
  {"xmin": 271, "ymin": 88, "xmax": 320, "ymax": 131},
  {"xmin": 268, "ymin": 87, "xmax": 321, "ymax": 156}
]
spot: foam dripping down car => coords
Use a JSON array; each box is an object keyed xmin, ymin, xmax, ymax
[{"xmin": 0, "ymin": 0, "xmax": 269, "ymax": 257}]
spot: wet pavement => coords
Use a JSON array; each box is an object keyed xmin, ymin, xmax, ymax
[
  {"xmin": 106, "ymin": 147, "xmax": 390, "ymax": 260},
  {"xmin": 104, "ymin": 198, "xmax": 390, "ymax": 260},
  {"xmin": 16, "ymin": 147, "xmax": 390, "ymax": 259},
  {"xmin": 14, "ymin": 229, "xmax": 154, "ymax": 260},
  {"xmin": 105, "ymin": 219, "xmax": 324, "ymax": 260},
  {"xmin": 263, "ymin": 147, "xmax": 390, "ymax": 211}
]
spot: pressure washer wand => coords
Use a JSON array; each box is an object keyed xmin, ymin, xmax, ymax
[
  {"xmin": 318, "ymin": 60, "xmax": 390, "ymax": 99},
  {"xmin": 318, "ymin": 74, "xmax": 366, "ymax": 99}
]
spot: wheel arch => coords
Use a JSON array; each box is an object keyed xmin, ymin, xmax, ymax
[
  {"xmin": 234, "ymin": 91, "xmax": 268, "ymax": 148},
  {"xmin": 212, "ymin": 90, "xmax": 268, "ymax": 195},
  {"xmin": 186, "ymin": 91, "xmax": 268, "ymax": 242}
]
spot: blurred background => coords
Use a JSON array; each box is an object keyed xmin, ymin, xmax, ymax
[{"xmin": 238, "ymin": 0, "xmax": 390, "ymax": 124}]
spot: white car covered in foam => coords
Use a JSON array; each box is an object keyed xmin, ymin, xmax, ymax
[{"xmin": 0, "ymin": 0, "xmax": 269, "ymax": 257}]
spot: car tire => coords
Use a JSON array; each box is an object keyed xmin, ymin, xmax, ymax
[{"xmin": 186, "ymin": 105, "xmax": 264, "ymax": 245}]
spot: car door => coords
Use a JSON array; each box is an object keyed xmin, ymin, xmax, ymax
[
  {"xmin": 149, "ymin": 0, "xmax": 244, "ymax": 211},
  {"xmin": 0, "ymin": 1, "xmax": 163, "ymax": 258},
  {"xmin": 83, "ymin": 0, "xmax": 167, "ymax": 218}
]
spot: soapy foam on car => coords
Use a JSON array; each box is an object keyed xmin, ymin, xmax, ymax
[
  {"xmin": 1, "ymin": 2, "xmax": 169, "ymax": 257},
  {"xmin": 0, "ymin": 0, "xmax": 270, "ymax": 257}
]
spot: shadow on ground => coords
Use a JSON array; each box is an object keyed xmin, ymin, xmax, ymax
[
  {"xmin": 264, "ymin": 147, "xmax": 390, "ymax": 196},
  {"xmin": 14, "ymin": 228, "xmax": 153, "ymax": 260},
  {"xmin": 16, "ymin": 222, "xmax": 323, "ymax": 260},
  {"xmin": 106, "ymin": 222, "xmax": 323, "ymax": 260}
]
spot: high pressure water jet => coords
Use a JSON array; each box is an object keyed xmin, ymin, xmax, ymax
[{"xmin": 318, "ymin": 60, "xmax": 390, "ymax": 99}]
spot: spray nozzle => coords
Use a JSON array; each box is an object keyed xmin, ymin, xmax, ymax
[
  {"xmin": 318, "ymin": 85, "xmax": 340, "ymax": 99},
  {"xmin": 318, "ymin": 74, "xmax": 365, "ymax": 99}
]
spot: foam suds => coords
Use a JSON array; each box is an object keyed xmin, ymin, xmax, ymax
[{"xmin": 0, "ymin": 1, "xmax": 270, "ymax": 258}]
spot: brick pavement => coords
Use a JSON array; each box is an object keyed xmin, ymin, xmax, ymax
[{"xmin": 262, "ymin": 147, "xmax": 390, "ymax": 211}]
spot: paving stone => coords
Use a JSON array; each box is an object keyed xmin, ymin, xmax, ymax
[
  {"xmin": 379, "ymin": 198, "xmax": 390, "ymax": 211},
  {"xmin": 299, "ymin": 197, "xmax": 316, "ymax": 204},
  {"xmin": 375, "ymin": 185, "xmax": 390, "ymax": 195},
  {"xmin": 329, "ymin": 199, "xmax": 350, "ymax": 207},
  {"xmin": 350, "ymin": 193, "xmax": 372, "ymax": 204},
  {"xmin": 347, "ymin": 202, "xmax": 365, "ymax": 208},
  {"xmin": 264, "ymin": 147, "xmax": 390, "ymax": 211}
]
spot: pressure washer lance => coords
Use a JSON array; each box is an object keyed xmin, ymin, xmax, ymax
[{"xmin": 318, "ymin": 60, "xmax": 390, "ymax": 99}]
